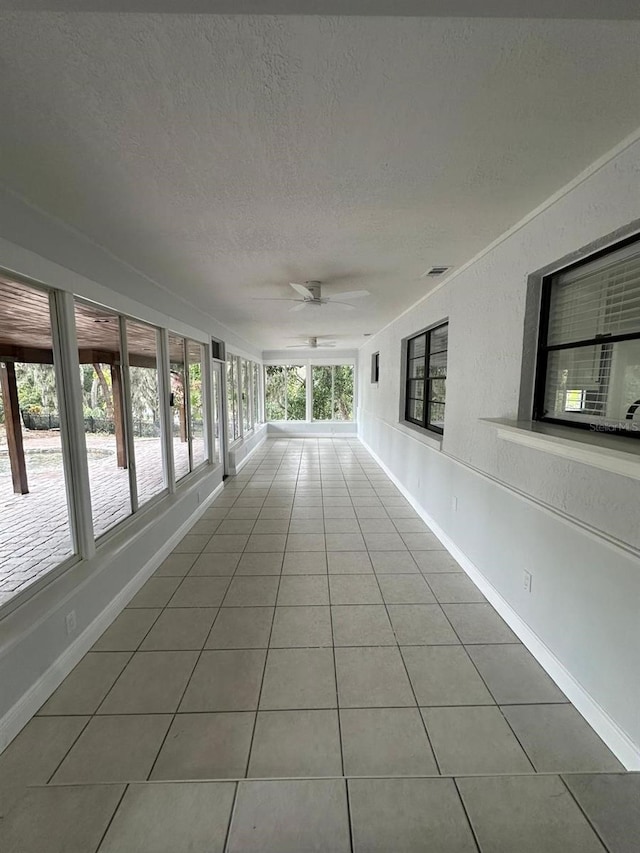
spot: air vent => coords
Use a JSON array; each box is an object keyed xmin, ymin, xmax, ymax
[{"xmin": 427, "ymin": 266, "xmax": 450, "ymax": 276}]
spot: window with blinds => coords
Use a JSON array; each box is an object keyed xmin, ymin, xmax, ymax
[
  {"xmin": 404, "ymin": 322, "xmax": 447, "ymax": 434},
  {"xmin": 534, "ymin": 238, "xmax": 640, "ymax": 436}
]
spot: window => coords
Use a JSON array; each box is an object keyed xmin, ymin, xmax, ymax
[
  {"xmin": 75, "ymin": 300, "xmax": 133, "ymax": 534},
  {"xmin": 404, "ymin": 322, "xmax": 448, "ymax": 434},
  {"xmin": 265, "ymin": 365, "xmax": 307, "ymax": 420},
  {"xmin": 169, "ymin": 334, "xmax": 190, "ymax": 480},
  {"xmin": 1, "ymin": 276, "xmax": 75, "ymax": 591},
  {"xmin": 226, "ymin": 356, "xmax": 240, "ymax": 441},
  {"xmin": 371, "ymin": 352, "xmax": 380, "ymax": 383},
  {"xmin": 312, "ymin": 365, "xmax": 354, "ymax": 421},
  {"xmin": 252, "ymin": 361, "xmax": 262, "ymax": 425},
  {"xmin": 126, "ymin": 318, "xmax": 166, "ymax": 507},
  {"xmin": 188, "ymin": 341, "xmax": 206, "ymax": 468},
  {"xmin": 241, "ymin": 359, "xmax": 251, "ymax": 433},
  {"xmin": 534, "ymin": 238, "xmax": 640, "ymax": 436}
]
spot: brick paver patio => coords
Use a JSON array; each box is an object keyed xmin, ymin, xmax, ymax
[{"xmin": 0, "ymin": 436, "xmax": 198, "ymax": 607}]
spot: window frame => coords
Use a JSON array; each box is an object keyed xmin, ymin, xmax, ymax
[
  {"xmin": 533, "ymin": 234, "xmax": 640, "ymax": 439},
  {"xmin": 371, "ymin": 352, "xmax": 380, "ymax": 384},
  {"xmin": 403, "ymin": 321, "xmax": 448, "ymax": 436}
]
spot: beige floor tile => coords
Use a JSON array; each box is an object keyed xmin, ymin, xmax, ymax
[
  {"xmin": 270, "ymin": 606, "xmax": 332, "ymax": 647},
  {"xmin": 98, "ymin": 781, "xmax": 236, "ymax": 853},
  {"xmin": 150, "ymin": 713, "xmax": 254, "ymax": 780},
  {"xmin": 38, "ymin": 652, "xmax": 131, "ymax": 715},
  {"xmin": 340, "ymin": 707, "xmax": 437, "ymax": 775},
  {"xmin": 98, "ymin": 650, "xmax": 198, "ymax": 713},
  {"xmin": 92, "ymin": 609, "xmax": 161, "ymax": 651},
  {"xmin": 52, "ymin": 714, "xmax": 172, "ymax": 783},
  {"xmin": 180, "ymin": 649, "xmax": 266, "ymax": 711},
  {"xmin": 248, "ymin": 710, "xmax": 342, "ymax": 777},
  {"xmin": 227, "ymin": 779, "xmax": 350, "ymax": 853},
  {"xmin": 259, "ymin": 648, "xmax": 337, "ymax": 710},
  {"xmin": 206, "ymin": 606, "xmax": 274, "ymax": 649},
  {"xmin": 140, "ymin": 608, "xmax": 217, "ymax": 650}
]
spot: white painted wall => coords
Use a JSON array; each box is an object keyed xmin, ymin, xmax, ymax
[{"xmin": 358, "ymin": 134, "xmax": 640, "ymax": 765}]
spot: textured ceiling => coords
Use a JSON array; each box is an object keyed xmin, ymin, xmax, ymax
[
  {"xmin": 1, "ymin": 14, "xmax": 640, "ymax": 350},
  {"xmin": 3, "ymin": 2, "xmax": 640, "ymax": 17}
]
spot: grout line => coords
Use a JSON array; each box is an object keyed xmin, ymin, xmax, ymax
[
  {"xmin": 221, "ymin": 780, "xmax": 240, "ymax": 853},
  {"xmin": 558, "ymin": 775, "xmax": 615, "ymax": 853},
  {"xmin": 452, "ymin": 777, "xmax": 483, "ymax": 853},
  {"xmin": 93, "ymin": 781, "xmax": 130, "ymax": 853}
]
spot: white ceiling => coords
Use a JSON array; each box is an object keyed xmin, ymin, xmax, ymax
[{"xmin": 0, "ymin": 13, "xmax": 640, "ymax": 350}]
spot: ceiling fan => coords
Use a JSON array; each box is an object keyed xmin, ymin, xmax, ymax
[
  {"xmin": 287, "ymin": 336, "xmax": 337, "ymax": 349},
  {"xmin": 254, "ymin": 280, "xmax": 369, "ymax": 312}
]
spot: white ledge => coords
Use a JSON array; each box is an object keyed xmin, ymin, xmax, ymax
[{"xmin": 481, "ymin": 419, "xmax": 640, "ymax": 481}]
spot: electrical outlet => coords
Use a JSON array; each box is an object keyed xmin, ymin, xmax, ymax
[
  {"xmin": 523, "ymin": 570, "xmax": 533, "ymax": 594},
  {"xmin": 452, "ymin": 496, "xmax": 458, "ymax": 512},
  {"xmin": 65, "ymin": 610, "xmax": 77, "ymax": 636}
]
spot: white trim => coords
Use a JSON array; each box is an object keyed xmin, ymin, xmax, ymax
[
  {"xmin": 483, "ymin": 419, "xmax": 640, "ymax": 482},
  {"xmin": 359, "ymin": 435, "xmax": 640, "ymax": 770},
  {"xmin": 0, "ymin": 481, "xmax": 224, "ymax": 754},
  {"xmin": 227, "ymin": 425, "xmax": 268, "ymax": 475}
]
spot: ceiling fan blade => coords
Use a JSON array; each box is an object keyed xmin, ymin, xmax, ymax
[
  {"xmin": 252, "ymin": 297, "xmax": 301, "ymax": 302},
  {"xmin": 290, "ymin": 282, "xmax": 316, "ymax": 299},
  {"xmin": 288, "ymin": 301, "xmax": 308, "ymax": 312},
  {"xmin": 327, "ymin": 289, "xmax": 370, "ymax": 301},
  {"xmin": 328, "ymin": 301, "xmax": 356, "ymax": 310}
]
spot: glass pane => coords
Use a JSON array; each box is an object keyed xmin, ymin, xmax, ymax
[
  {"xmin": 428, "ymin": 350, "xmax": 447, "ymax": 378},
  {"xmin": 211, "ymin": 366, "xmax": 221, "ymax": 464},
  {"xmin": 544, "ymin": 339, "xmax": 640, "ymax": 432},
  {"xmin": 334, "ymin": 365, "xmax": 354, "ymax": 420},
  {"xmin": 265, "ymin": 365, "xmax": 286, "ymax": 420},
  {"xmin": 428, "ymin": 402, "xmax": 445, "ymax": 430},
  {"xmin": 1, "ymin": 276, "xmax": 74, "ymax": 602},
  {"xmin": 285, "ymin": 365, "xmax": 307, "ymax": 420},
  {"xmin": 430, "ymin": 324, "xmax": 448, "ymax": 353},
  {"xmin": 312, "ymin": 366, "xmax": 333, "ymax": 420},
  {"xmin": 226, "ymin": 357, "xmax": 239, "ymax": 440},
  {"xmin": 75, "ymin": 301, "xmax": 132, "ymax": 535},
  {"xmin": 242, "ymin": 359, "xmax": 251, "ymax": 432},
  {"xmin": 126, "ymin": 319, "xmax": 165, "ymax": 507},
  {"xmin": 408, "ymin": 358, "xmax": 425, "ymax": 379},
  {"xmin": 252, "ymin": 362, "xmax": 260, "ymax": 425},
  {"xmin": 430, "ymin": 378, "xmax": 446, "ymax": 403},
  {"xmin": 408, "ymin": 380, "xmax": 424, "ymax": 400},
  {"xmin": 169, "ymin": 334, "xmax": 190, "ymax": 480},
  {"xmin": 407, "ymin": 398, "xmax": 424, "ymax": 422},
  {"xmin": 408, "ymin": 335, "xmax": 426, "ymax": 359},
  {"xmin": 188, "ymin": 341, "xmax": 206, "ymax": 468}
]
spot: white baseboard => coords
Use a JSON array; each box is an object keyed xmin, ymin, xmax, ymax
[
  {"xmin": 229, "ymin": 431, "xmax": 267, "ymax": 475},
  {"xmin": 0, "ymin": 481, "xmax": 224, "ymax": 754},
  {"xmin": 359, "ymin": 436, "xmax": 640, "ymax": 770}
]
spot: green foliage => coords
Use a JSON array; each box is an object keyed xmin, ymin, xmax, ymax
[{"xmin": 265, "ymin": 365, "xmax": 306, "ymax": 421}]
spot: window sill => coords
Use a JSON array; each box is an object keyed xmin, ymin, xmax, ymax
[
  {"xmin": 481, "ymin": 418, "xmax": 640, "ymax": 481},
  {"xmin": 396, "ymin": 419, "xmax": 443, "ymax": 451}
]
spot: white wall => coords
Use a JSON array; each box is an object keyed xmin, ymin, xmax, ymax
[{"xmin": 358, "ymin": 133, "xmax": 640, "ymax": 766}]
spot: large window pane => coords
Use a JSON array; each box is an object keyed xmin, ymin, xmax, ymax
[
  {"xmin": 312, "ymin": 366, "xmax": 333, "ymax": 420},
  {"xmin": 333, "ymin": 365, "xmax": 354, "ymax": 420},
  {"xmin": 188, "ymin": 341, "xmax": 206, "ymax": 468},
  {"xmin": 1, "ymin": 276, "xmax": 74, "ymax": 602},
  {"xmin": 211, "ymin": 365, "xmax": 221, "ymax": 464},
  {"xmin": 286, "ymin": 365, "xmax": 307, "ymax": 420},
  {"xmin": 404, "ymin": 323, "xmax": 447, "ymax": 434},
  {"xmin": 75, "ymin": 301, "xmax": 131, "ymax": 536},
  {"xmin": 127, "ymin": 319, "xmax": 165, "ymax": 507},
  {"xmin": 242, "ymin": 359, "xmax": 251, "ymax": 433},
  {"xmin": 169, "ymin": 334, "xmax": 190, "ymax": 480},
  {"xmin": 227, "ymin": 356, "xmax": 239, "ymax": 440},
  {"xmin": 252, "ymin": 362, "xmax": 261, "ymax": 425},
  {"xmin": 265, "ymin": 365, "xmax": 286, "ymax": 420}
]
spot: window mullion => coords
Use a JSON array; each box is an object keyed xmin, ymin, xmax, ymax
[
  {"xmin": 50, "ymin": 289, "xmax": 96, "ymax": 558},
  {"xmin": 119, "ymin": 316, "xmax": 139, "ymax": 513}
]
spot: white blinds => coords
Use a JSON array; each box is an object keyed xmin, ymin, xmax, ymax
[{"xmin": 548, "ymin": 243, "xmax": 640, "ymax": 346}]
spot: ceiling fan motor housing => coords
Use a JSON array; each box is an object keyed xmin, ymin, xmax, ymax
[{"xmin": 305, "ymin": 281, "xmax": 322, "ymax": 301}]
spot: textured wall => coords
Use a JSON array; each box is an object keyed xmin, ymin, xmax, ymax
[{"xmin": 357, "ymin": 136, "xmax": 640, "ymax": 757}]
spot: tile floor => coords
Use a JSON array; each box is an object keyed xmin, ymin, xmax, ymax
[{"xmin": 0, "ymin": 438, "xmax": 636, "ymax": 852}]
